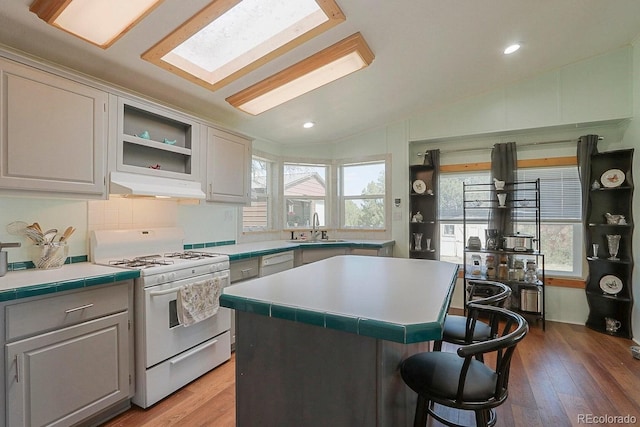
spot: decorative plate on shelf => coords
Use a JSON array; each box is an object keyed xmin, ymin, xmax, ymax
[
  {"xmin": 599, "ymin": 274, "xmax": 623, "ymax": 295},
  {"xmin": 600, "ymin": 169, "xmax": 625, "ymax": 188},
  {"xmin": 412, "ymin": 179, "xmax": 426, "ymax": 194}
]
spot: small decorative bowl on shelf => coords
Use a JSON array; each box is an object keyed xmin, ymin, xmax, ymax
[{"xmin": 163, "ymin": 138, "xmax": 177, "ymax": 145}]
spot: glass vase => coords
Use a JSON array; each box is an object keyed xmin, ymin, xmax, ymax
[
  {"xmin": 606, "ymin": 234, "xmax": 621, "ymax": 261},
  {"xmin": 413, "ymin": 233, "xmax": 423, "ymax": 251}
]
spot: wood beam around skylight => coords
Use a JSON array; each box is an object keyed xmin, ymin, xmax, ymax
[
  {"xmin": 226, "ymin": 32, "xmax": 374, "ymax": 115},
  {"xmin": 142, "ymin": 0, "xmax": 345, "ymax": 92}
]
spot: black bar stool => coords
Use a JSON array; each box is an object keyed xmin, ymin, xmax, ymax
[{"xmin": 401, "ymin": 304, "xmax": 528, "ymax": 427}]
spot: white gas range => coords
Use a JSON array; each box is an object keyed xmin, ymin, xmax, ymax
[{"xmin": 90, "ymin": 228, "xmax": 231, "ymax": 408}]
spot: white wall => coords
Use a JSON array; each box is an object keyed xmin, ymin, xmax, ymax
[
  {"xmin": 620, "ymin": 39, "xmax": 640, "ymax": 343},
  {"xmin": 408, "ymin": 47, "xmax": 633, "ymax": 141}
]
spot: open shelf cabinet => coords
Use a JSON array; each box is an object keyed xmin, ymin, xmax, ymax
[
  {"xmin": 409, "ymin": 164, "xmax": 438, "ymax": 260},
  {"xmin": 584, "ymin": 148, "xmax": 634, "ymax": 338}
]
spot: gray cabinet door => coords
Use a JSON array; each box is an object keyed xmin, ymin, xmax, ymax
[
  {"xmin": 0, "ymin": 58, "xmax": 107, "ymax": 197},
  {"xmin": 206, "ymin": 126, "xmax": 251, "ymax": 204},
  {"xmin": 6, "ymin": 311, "xmax": 129, "ymax": 427}
]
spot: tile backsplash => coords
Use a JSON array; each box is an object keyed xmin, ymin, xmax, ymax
[{"xmin": 88, "ymin": 197, "xmax": 178, "ymax": 230}]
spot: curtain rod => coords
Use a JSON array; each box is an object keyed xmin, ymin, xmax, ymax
[{"xmin": 417, "ymin": 136, "xmax": 604, "ymax": 156}]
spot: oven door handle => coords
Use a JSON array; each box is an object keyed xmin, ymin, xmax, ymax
[{"xmin": 149, "ymin": 287, "xmax": 180, "ymax": 297}]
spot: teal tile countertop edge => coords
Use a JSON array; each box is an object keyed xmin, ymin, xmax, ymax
[
  {"xmin": 184, "ymin": 240, "xmax": 236, "ymax": 250},
  {"xmin": 8, "ymin": 255, "xmax": 89, "ymax": 272},
  {"xmin": 0, "ymin": 269, "xmax": 139, "ymax": 302},
  {"xmin": 226, "ymin": 245, "xmax": 299, "ymax": 261},
  {"xmin": 219, "ymin": 240, "xmax": 395, "ymax": 262},
  {"xmin": 220, "ymin": 292, "xmax": 443, "ymax": 344}
]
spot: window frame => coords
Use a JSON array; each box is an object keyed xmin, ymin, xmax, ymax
[
  {"xmin": 438, "ymin": 160, "xmax": 583, "ymax": 278},
  {"xmin": 338, "ymin": 157, "xmax": 388, "ymax": 230},
  {"xmin": 283, "ymin": 160, "xmax": 330, "ymax": 230},
  {"xmin": 242, "ymin": 152, "xmax": 277, "ymax": 233}
]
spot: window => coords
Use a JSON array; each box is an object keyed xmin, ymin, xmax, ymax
[
  {"xmin": 517, "ymin": 167, "xmax": 582, "ymax": 275},
  {"xmin": 284, "ymin": 162, "xmax": 327, "ymax": 228},
  {"xmin": 340, "ymin": 161, "xmax": 386, "ymax": 229},
  {"xmin": 439, "ymin": 172, "xmax": 490, "ymax": 265},
  {"xmin": 438, "ymin": 166, "xmax": 582, "ymax": 276},
  {"xmin": 243, "ymin": 156, "xmax": 273, "ymax": 232}
]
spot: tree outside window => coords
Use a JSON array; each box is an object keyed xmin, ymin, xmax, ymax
[{"xmin": 342, "ymin": 162, "xmax": 385, "ymax": 229}]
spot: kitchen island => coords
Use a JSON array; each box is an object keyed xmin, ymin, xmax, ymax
[{"xmin": 220, "ymin": 255, "xmax": 458, "ymax": 427}]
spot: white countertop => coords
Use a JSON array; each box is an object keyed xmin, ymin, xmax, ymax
[
  {"xmin": 0, "ymin": 263, "xmax": 139, "ymax": 301},
  {"xmin": 221, "ymin": 255, "xmax": 458, "ymax": 343}
]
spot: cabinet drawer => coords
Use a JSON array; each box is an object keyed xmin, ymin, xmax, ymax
[
  {"xmin": 230, "ymin": 258, "xmax": 260, "ymax": 282},
  {"xmin": 5, "ymin": 282, "xmax": 130, "ymax": 341},
  {"xmin": 301, "ymin": 248, "xmax": 346, "ymax": 264}
]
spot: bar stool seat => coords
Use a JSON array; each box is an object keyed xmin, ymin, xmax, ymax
[
  {"xmin": 434, "ymin": 280, "xmax": 511, "ymax": 353},
  {"xmin": 400, "ymin": 304, "xmax": 528, "ymax": 427}
]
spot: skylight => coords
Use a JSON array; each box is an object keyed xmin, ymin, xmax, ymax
[{"xmin": 143, "ymin": 0, "xmax": 345, "ymax": 91}]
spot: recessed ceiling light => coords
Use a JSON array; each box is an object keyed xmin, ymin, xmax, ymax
[
  {"xmin": 504, "ymin": 44, "xmax": 521, "ymax": 55},
  {"xmin": 303, "ymin": 122, "xmax": 315, "ymax": 128}
]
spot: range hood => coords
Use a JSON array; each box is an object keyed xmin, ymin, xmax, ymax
[{"xmin": 109, "ymin": 171, "xmax": 206, "ymax": 199}]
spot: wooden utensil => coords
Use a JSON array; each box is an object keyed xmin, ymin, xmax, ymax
[{"xmin": 59, "ymin": 226, "xmax": 75, "ymax": 242}]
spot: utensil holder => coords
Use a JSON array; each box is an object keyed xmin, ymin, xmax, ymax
[{"xmin": 30, "ymin": 242, "xmax": 68, "ymax": 269}]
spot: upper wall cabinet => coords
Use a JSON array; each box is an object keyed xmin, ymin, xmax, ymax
[
  {"xmin": 0, "ymin": 57, "xmax": 108, "ymax": 197},
  {"xmin": 115, "ymin": 97, "xmax": 200, "ymax": 181},
  {"xmin": 204, "ymin": 126, "xmax": 251, "ymax": 204}
]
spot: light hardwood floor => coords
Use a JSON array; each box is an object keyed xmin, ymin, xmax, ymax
[{"xmin": 102, "ymin": 320, "xmax": 640, "ymax": 427}]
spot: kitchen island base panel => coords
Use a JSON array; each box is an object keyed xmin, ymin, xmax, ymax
[{"xmin": 236, "ymin": 311, "xmax": 430, "ymax": 427}]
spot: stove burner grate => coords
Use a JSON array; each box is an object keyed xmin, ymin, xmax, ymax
[
  {"xmin": 164, "ymin": 251, "xmax": 224, "ymax": 260},
  {"xmin": 109, "ymin": 256, "xmax": 174, "ymax": 269}
]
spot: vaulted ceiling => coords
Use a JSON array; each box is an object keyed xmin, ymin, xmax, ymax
[{"xmin": 1, "ymin": 0, "xmax": 640, "ymax": 146}]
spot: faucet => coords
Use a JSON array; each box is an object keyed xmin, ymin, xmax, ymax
[{"xmin": 311, "ymin": 212, "xmax": 320, "ymax": 241}]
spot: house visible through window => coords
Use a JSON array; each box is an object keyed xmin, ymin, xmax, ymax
[
  {"xmin": 340, "ymin": 161, "xmax": 386, "ymax": 229},
  {"xmin": 284, "ymin": 163, "xmax": 327, "ymax": 228},
  {"xmin": 242, "ymin": 156, "xmax": 273, "ymax": 232}
]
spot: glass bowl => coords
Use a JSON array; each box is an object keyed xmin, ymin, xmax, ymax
[{"xmin": 30, "ymin": 242, "xmax": 69, "ymax": 269}]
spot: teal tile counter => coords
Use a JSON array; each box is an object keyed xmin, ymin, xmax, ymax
[
  {"xmin": 230, "ymin": 255, "xmax": 459, "ymax": 425},
  {"xmin": 0, "ymin": 263, "xmax": 140, "ymax": 302},
  {"xmin": 221, "ymin": 255, "xmax": 457, "ymax": 344},
  {"xmin": 201, "ymin": 239, "xmax": 395, "ymax": 261}
]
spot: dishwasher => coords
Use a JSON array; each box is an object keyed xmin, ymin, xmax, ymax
[{"xmin": 259, "ymin": 251, "xmax": 295, "ymax": 276}]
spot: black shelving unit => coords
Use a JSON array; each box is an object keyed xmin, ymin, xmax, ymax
[
  {"xmin": 584, "ymin": 149, "xmax": 634, "ymax": 338},
  {"xmin": 462, "ymin": 179, "xmax": 545, "ymax": 329},
  {"xmin": 409, "ymin": 164, "xmax": 438, "ymax": 260}
]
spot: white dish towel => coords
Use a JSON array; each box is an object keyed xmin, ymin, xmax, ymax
[{"xmin": 177, "ymin": 277, "xmax": 223, "ymax": 327}]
